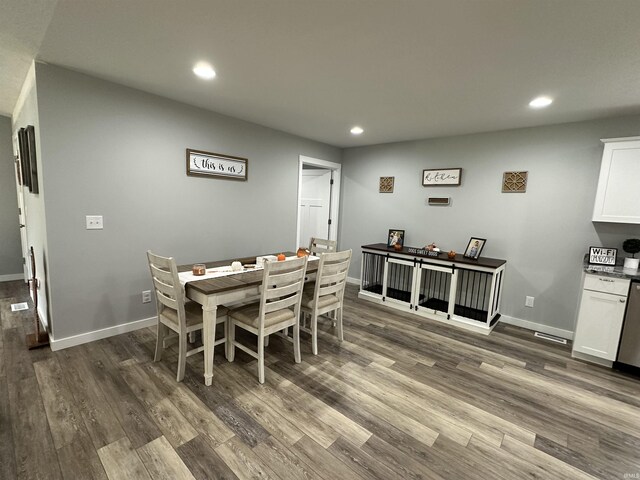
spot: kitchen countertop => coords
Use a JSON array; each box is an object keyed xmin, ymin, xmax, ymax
[{"xmin": 583, "ymin": 255, "xmax": 640, "ymax": 280}]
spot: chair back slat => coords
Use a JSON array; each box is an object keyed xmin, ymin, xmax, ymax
[
  {"xmin": 312, "ymin": 249, "xmax": 352, "ymax": 306},
  {"xmin": 308, "ymin": 237, "xmax": 337, "ymax": 256},
  {"xmin": 147, "ymin": 250, "xmax": 187, "ymax": 333},
  {"xmin": 258, "ymin": 257, "xmax": 307, "ymax": 328}
]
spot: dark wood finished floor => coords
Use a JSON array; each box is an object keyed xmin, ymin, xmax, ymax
[{"xmin": 2, "ymin": 279, "xmax": 640, "ymax": 479}]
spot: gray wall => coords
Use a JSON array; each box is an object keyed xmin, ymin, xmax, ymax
[
  {"xmin": 340, "ymin": 117, "xmax": 640, "ymax": 333},
  {"xmin": 34, "ymin": 63, "xmax": 341, "ymax": 340},
  {"xmin": 0, "ymin": 115, "xmax": 23, "ymax": 277}
]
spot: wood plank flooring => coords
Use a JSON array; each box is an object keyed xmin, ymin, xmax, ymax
[{"xmin": 1, "ymin": 279, "xmax": 640, "ymax": 479}]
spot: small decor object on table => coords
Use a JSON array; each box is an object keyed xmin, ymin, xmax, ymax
[
  {"xmin": 588, "ymin": 246, "xmax": 617, "ymax": 266},
  {"xmin": 464, "ymin": 237, "xmax": 486, "ymax": 259},
  {"xmin": 448, "ymin": 250, "xmax": 456, "ymax": 259},
  {"xmin": 387, "ymin": 229, "xmax": 405, "ymax": 248},
  {"xmin": 502, "ymin": 171, "xmax": 528, "ymax": 193},
  {"xmin": 422, "ymin": 168, "xmax": 461, "ymax": 186},
  {"xmin": 297, "ymin": 247, "xmax": 310, "ymax": 257},
  {"xmin": 277, "ymin": 253, "xmax": 286, "ymax": 261},
  {"xmin": 379, "ymin": 176, "xmax": 394, "ymax": 193},
  {"xmin": 231, "ymin": 261, "xmax": 243, "ymax": 271},
  {"xmin": 192, "ymin": 264, "xmax": 206, "ymax": 275},
  {"xmin": 622, "ymin": 239, "xmax": 640, "ymax": 270},
  {"xmin": 424, "ymin": 243, "xmax": 441, "ymax": 257}
]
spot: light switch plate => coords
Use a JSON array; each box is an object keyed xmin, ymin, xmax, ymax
[{"xmin": 86, "ymin": 215, "xmax": 104, "ymax": 230}]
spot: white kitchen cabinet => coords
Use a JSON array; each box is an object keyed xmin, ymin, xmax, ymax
[
  {"xmin": 573, "ymin": 274, "xmax": 629, "ymax": 361},
  {"xmin": 592, "ymin": 137, "xmax": 640, "ymax": 223}
]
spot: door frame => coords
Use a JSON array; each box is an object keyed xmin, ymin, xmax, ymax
[
  {"xmin": 296, "ymin": 155, "xmax": 341, "ymax": 249},
  {"xmin": 13, "ymin": 132, "xmax": 29, "ymax": 282}
]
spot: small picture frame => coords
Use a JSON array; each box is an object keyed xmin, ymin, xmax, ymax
[
  {"xmin": 464, "ymin": 237, "xmax": 486, "ymax": 259},
  {"xmin": 387, "ymin": 229, "xmax": 405, "ymax": 247},
  {"xmin": 588, "ymin": 246, "xmax": 617, "ymax": 266}
]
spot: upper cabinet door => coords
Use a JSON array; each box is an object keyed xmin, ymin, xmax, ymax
[{"xmin": 593, "ymin": 137, "xmax": 640, "ymax": 224}]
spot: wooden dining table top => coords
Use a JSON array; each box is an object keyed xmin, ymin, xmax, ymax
[{"xmin": 178, "ymin": 252, "xmax": 319, "ymax": 295}]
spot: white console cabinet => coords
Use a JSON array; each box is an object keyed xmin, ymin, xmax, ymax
[
  {"xmin": 592, "ymin": 137, "xmax": 640, "ymax": 224},
  {"xmin": 359, "ymin": 244, "xmax": 506, "ymax": 334},
  {"xmin": 572, "ymin": 274, "xmax": 630, "ymax": 363}
]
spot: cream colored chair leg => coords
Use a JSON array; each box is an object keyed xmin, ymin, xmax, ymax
[
  {"xmin": 311, "ymin": 313, "xmax": 319, "ymax": 355},
  {"xmin": 337, "ymin": 308, "xmax": 344, "ymax": 342},
  {"xmin": 188, "ymin": 331, "xmax": 197, "ymax": 343},
  {"xmin": 154, "ymin": 322, "xmax": 165, "ymax": 362},
  {"xmin": 258, "ymin": 335, "xmax": 265, "ymax": 384},
  {"xmin": 177, "ymin": 334, "xmax": 188, "ymax": 382},
  {"xmin": 228, "ymin": 321, "xmax": 236, "ymax": 362},
  {"xmin": 224, "ymin": 319, "xmax": 230, "ymax": 361},
  {"xmin": 264, "ymin": 335, "xmax": 270, "ymax": 347},
  {"xmin": 293, "ymin": 321, "xmax": 301, "ymax": 364}
]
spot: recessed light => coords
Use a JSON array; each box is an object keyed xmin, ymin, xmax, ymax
[
  {"xmin": 350, "ymin": 126, "xmax": 364, "ymax": 135},
  {"xmin": 193, "ymin": 62, "xmax": 216, "ymax": 80},
  {"xmin": 529, "ymin": 96, "xmax": 553, "ymax": 108}
]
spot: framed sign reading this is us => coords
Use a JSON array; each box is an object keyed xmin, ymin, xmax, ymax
[{"xmin": 187, "ymin": 149, "xmax": 248, "ymax": 181}]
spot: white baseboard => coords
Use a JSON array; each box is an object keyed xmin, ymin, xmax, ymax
[
  {"xmin": 499, "ymin": 315, "xmax": 574, "ymax": 340},
  {"xmin": 347, "ymin": 276, "xmax": 360, "ymax": 285},
  {"xmin": 50, "ymin": 316, "xmax": 157, "ymax": 351},
  {"xmin": 0, "ymin": 273, "xmax": 25, "ymax": 282}
]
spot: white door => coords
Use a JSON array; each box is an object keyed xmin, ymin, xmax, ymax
[
  {"xmin": 300, "ymin": 168, "xmax": 332, "ymax": 245},
  {"xmin": 13, "ymin": 134, "xmax": 29, "ymax": 281},
  {"xmin": 296, "ymin": 156, "xmax": 341, "ymax": 249}
]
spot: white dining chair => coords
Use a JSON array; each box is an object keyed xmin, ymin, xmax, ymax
[
  {"xmin": 308, "ymin": 237, "xmax": 337, "ymax": 256},
  {"xmin": 300, "ymin": 249, "xmax": 352, "ymax": 355},
  {"xmin": 227, "ymin": 256, "xmax": 308, "ymax": 384},
  {"xmin": 147, "ymin": 251, "xmax": 228, "ymax": 382}
]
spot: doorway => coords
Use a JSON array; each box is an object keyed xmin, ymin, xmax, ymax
[
  {"xmin": 296, "ymin": 155, "xmax": 341, "ymax": 249},
  {"xmin": 13, "ymin": 132, "xmax": 29, "ymax": 282}
]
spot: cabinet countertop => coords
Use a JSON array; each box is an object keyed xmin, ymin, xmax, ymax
[
  {"xmin": 583, "ymin": 256, "xmax": 640, "ymax": 281},
  {"xmin": 362, "ymin": 243, "xmax": 506, "ymax": 269}
]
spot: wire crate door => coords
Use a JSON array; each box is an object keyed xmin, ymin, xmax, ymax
[
  {"xmin": 383, "ymin": 257, "xmax": 417, "ymax": 307},
  {"xmin": 414, "ymin": 263, "xmax": 455, "ymax": 318}
]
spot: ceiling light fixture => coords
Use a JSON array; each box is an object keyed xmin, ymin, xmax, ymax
[
  {"xmin": 350, "ymin": 126, "xmax": 364, "ymax": 135},
  {"xmin": 193, "ymin": 62, "xmax": 216, "ymax": 80},
  {"xmin": 529, "ymin": 96, "xmax": 553, "ymax": 109}
]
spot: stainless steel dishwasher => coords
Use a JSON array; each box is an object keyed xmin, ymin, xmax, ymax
[{"xmin": 617, "ymin": 280, "xmax": 640, "ymax": 372}]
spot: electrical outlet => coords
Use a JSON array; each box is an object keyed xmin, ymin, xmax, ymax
[
  {"xmin": 86, "ymin": 215, "xmax": 104, "ymax": 230},
  {"xmin": 142, "ymin": 290, "xmax": 152, "ymax": 304},
  {"xmin": 525, "ymin": 296, "xmax": 535, "ymax": 308}
]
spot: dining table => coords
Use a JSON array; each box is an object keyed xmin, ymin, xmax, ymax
[{"xmin": 178, "ymin": 252, "xmax": 319, "ymax": 386}]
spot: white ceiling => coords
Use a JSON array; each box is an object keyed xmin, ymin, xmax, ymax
[{"xmin": 2, "ymin": 0, "xmax": 640, "ymax": 147}]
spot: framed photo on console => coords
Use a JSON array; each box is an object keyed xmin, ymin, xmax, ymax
[
  {"xmin": 387, "ymin": 229, "xmax": 405, "ymax": 247},
  {"xmin": 464, "ymin": 237, "xmax": 486, "ymax": 259}
]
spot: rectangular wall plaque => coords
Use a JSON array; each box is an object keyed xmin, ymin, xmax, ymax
[
  {"xmin": 187, "ymin": 148, "xmax": 248, "ymax": 181},
  {"xmin": 428, "ymin": 197, "xmax": 450, "ymax": 206},
  {"xmin": 422, "ymin": 168, "xmax": 461, "ymax": 186}
]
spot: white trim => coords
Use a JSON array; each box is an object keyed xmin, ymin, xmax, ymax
[
  {"xmin": 0, "ymin": 274, "xmax": 26, "ymax": 282},
  {"xmin": 571, "ymin": 350, "xmax": 613, "ymax": 367},
  {"xmin": 499, "ymin": 315, "xmax": 574, "ymax": 340},
  {"xmin": 347, "ymin": 276, "xmax": 360, "ymax": 285},
  {"xmin": 296, "ymin": 155, "xmax": 341, "ymax": 249},
  {"xmin": 49, "ymin": 316, "xmax": 157, "ymax": 351}
]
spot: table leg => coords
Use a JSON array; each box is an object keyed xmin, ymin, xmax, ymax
[{"xmin": 202, "ymin": 304, "xmax": 217, "ymax": 386}]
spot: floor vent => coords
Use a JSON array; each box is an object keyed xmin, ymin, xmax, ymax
[
  {"xmin": 534, "ymin": 332, "xmax": 567, "ymax": 344},
  {"xmin": 11, "ymin": 302, "xmax": 29, "ymax": 312}
]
